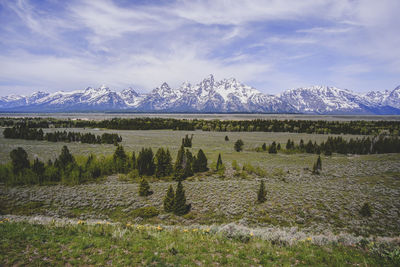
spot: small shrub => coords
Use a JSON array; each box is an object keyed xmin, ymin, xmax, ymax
[
  {"xmin": 131, "ymin": 206, "xmax": 159, "ymax": 218},
  {"xmin": 231, "ymin": 160, "xmax": 240, "ymax": 171},
  {"xmin": 360, "ymin": 202, "xmax": 372, "ymax": 217},
  {"xmin": 139, "ymin": 178, "xmax": 153, "ymax": 196}
]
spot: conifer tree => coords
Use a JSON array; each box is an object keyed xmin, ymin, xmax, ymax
[
  {"xmin": 183, "ymin": 149, "xmax": 194, "ymax": 178},
  {"xmin": 139, "ymin": 178, "xmax": 153, "ymax": 196},
  {"xmin": 32, "ymin": 158, "xmax": 45, "ymax": 184},
  {"xmin": 316, "ymin": 155, "xmax": 322, "ymax": 170},
  {"xmin": 257, "ymin": 179, "xmax": 267, "ymax": 203},
  {"xmin": 163, "ymin": 185, "xmax": 175, "ymax": 212},
  {"xmin": 286, "ymin": 139, "xmax": 292, "ymax": 150},
  {"xmin": 216, "ymin": 153, "xmax": 223, "ymax": 170},
  {"xmin": 155, "ymin": 148, "xmax": 173, "ymax": 177},
  {"xmin": 113, "ymin": 145, "xmax": 127, "ymax": 173},
  {"xmin": 268, "ymin": 141, "xmax": 277, "ymax": 154},
  {"xmin": 234, "ymin": 139, "xmax": 244, "ymax": 152},
  {"xmin": 137, "ymin": 148, "xmax": 155, "ymax": 176},
  {"xmin": 131, "ymin": 151, "xmax": 136, "ymax": 169},
  {"xmin": 225, "ymin": 135, "xmax": 229, "ymax": 141},
  {"xmin": 277, "ymin": 143, "xmax": 281, "ymax": 150},
  {"xmin": 173, "ymin": 181, "xmax": 191, "ymax": 215},
  {"xmin": 57, "ymin": 145, "xmax": 74, "ymax": 170},
  {"xmin": 193, "ymin": 149, "xmax": 208, "ymax": 172},
  {"xmin": 10, "ymin": 147, "xmax": 30, "ymax": 174},
  {"xmin": 262, "ymin": 143, "xmax": 267, "ymax": 151}
]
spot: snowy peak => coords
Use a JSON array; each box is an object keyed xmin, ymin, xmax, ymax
[
  {"xmin": 0, "ymin": 77, "xmax": 399, "ymax": 114},
  {"xmin": 280, "ymin": 85, "xmax": 367, "ymax": 114}
]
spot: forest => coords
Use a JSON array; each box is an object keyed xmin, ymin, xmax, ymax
[
  {"xmin": 3, "ymin": 125, "xmax": 122, "ymax": 144},
  {"xmin": 1, "ymin": 117, "xmax": 400, "ymax": 135},
  {"xmin": 0, "ymin": 144, "xmax": 209, "ymax": 186}
]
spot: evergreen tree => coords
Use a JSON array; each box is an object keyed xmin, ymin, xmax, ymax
[
  {"xmin": 173, "ymin": 145, "xmax": 186, "ymax": 180},
  {"xmin": 32, "ymin": 158, "xmax": 45, "ymax": 184},
  {"xmin": 10, "ymin": 147, "xmax": 30, "ymax": 174},
  {"xmin": 138, "ymin": 178, "xmax": 153, "ymax": 196},
  {"xmin": 268, "ymin": 141, "xmax": 277, "ymax": 154},
  {"xmin": 137, "ymin": 148, "xmax": 156, "ymax": 176},
  {"xmin": 234, "ymin": 139, "xmax": 244, "ymax": 152},
  {"xmin": 131, "ymin": 151, "xmax": 136, "ymax": 169},
  {"xmin": 173, "ymin": 181, "xmax": 191, "ymax": 215},
  {"xmin": 155, "ymin": 148, "xmax": 173, "ymax": 177},
  {"xmin": 193, "ymin": 149, "xmax": 208, "ymax": 172},
  {"xmin": 184, "ymin": 149, "xmax": 194, "ymax": 178},
  {"xmin": 316, "ymin": 155, "xmax": 322, "ymax": 170},
  {"xmin": 261, "ymin": 143, "xmax": 267, "ymax": 151},
  {"xmin": 216, "ymin": 153, "xmax": 223, "ymax": 170},
  {"xmin": 163, "ymin": 185, "xmax": 175, "ymax": 212},
  {"xmin": 277, "ymin": 143, "xmax": 281, "ymax": 150},
  {"xmin": 182, "ymin": 134, "xmax": 193, "ymax": 147},
  {"xmin": 299, "ymin": 139, "xmax": 305, "ymax": 151},
  {"xmin": 225, "ymin": 135, "xmax": 229, "ymax": 141},
  {"xmin": 286, "ymin": 139, "xmax": 292, "ymax": 150},
  {"xmin": 113, "ymin": 145, "xmax": 127, "ymax": 173},
  {"xmin": 57, "ymin": 145, "xmax": 74, "ymax": 170},
  {"xmin": 257, "ymin": 179, "xmax": 267, "ymax": 203}
]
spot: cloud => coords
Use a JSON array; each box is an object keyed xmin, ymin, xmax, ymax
[{"xmin": 0, "ymin": 0, "xmax": 399, "ymax": 96}]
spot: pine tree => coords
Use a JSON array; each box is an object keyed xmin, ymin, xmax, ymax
[
  {"xmin": 277, "ymin": 143, "xmax": 281, "ymax": 150},
  {"xmin": 163, "ymin": 185, "xmax": 175, "ymax": 212},
  {"xmin": 155, "ymin": 148, "xmax": 173, "ymax": 177},
  {"xmin": 32, "ymin": 158, "xmax": 45, "ymax": 184},
  {"xmin": 137, "ymin": 148, "xmax": 155, "ymax": 176},
  {"xmin": 10, "ymin": 147, "xmax": 30, "ymax": 174},
  {"xmin": 261, "ymin": 143, "xmax": 267, "ymax": 151},
  {"xmin": 183, "ymin": 149, "xmax": 194, "ymax": 178},
  {"xmin": 139, "ymin": 178, "xmax": 153, "ymax": 196},
  {"xmin": 286, "ymin": 139, "xmax": 292, "ymax": 150},
  {"xmin": 257, "ymin": 179, "xmax": 267, "ymax": 203},
  {"xmin": 57, "ymin": 145, "xmax": 74, "ymax": 170},
  {"xmin": 234, "ymin": 139, "xmax": 244, "ymax": 152},
  {"xmin": 316, "ymin": 155, "xmax": 322, "ymax": 170},
  {"xmin": 131, "ymin": 151, "xmax": 136, "ymax": 169},
  {"xmin": 113, "ymin": 145, "xmax": 127, "ymax": 173},
  {"xmin": 216, "ymin": 153, "xmax": 223, "ymax": 170},
  {"xmin": 268, "ymin": 141, "xmax": 277, "ymax": 154},
  {"xmin": 173, "ymin": 145, "xmax": 185, "ymax": 180},
  {"xmin": 225, "ymin": 136, "xmax": 229, "ymax": 141},
  {"xmin": 193, "ymin": 149, "xmax": 208, "ymax": 172},
  {"xmin": 173, "ymin": 181, "xmax": 191, "ymax": 215}
]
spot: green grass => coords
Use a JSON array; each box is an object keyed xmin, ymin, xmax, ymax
[{"xmin": 0, "ymin": 221, "xmax": 395, "ymax": 266}]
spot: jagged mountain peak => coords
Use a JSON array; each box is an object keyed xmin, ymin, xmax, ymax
[{"xmin": 0, "ymin": 77, "xmax": 399, "ymax": 114}]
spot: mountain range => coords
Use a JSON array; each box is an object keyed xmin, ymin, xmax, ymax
[{"xmin": 1, "ymin": 75, "xmax": 400, "ymax": 114}]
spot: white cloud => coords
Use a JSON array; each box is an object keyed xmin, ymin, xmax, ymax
[{"xmin": 0, "ymin": 0, "xmax": 399, "ymax": 96}]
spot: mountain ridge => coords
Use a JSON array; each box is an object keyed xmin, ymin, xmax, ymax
[{"xmin": 1, "ymin": 75, "xmax": 399, "ymax": 114}]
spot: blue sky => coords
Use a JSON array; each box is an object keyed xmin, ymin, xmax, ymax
[{"xmin": 0, "ymin": 0, "xmax": 399, "ymax": 96}]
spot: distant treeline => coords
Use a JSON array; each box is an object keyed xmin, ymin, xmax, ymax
[
  {"xmin": 3, "ymin": 126, "xmax": 122, "ymax": 144},
  {"xmin": 259, "ymin": 134, "xmax": 400, "ymax": 155},
  {"xmin": 0, "ymin": 143, "xmax": 208, "ymax": 186},
  {"xmin": 1, "ymin": 117, "xmax": 400, "ymax": 135}
]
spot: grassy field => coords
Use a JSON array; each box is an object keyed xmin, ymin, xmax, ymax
[
  {"xmin": 1, "ymin": 127, "xmax": 400, "ymax": 265},
  {"xmin": 0, "ymin": 220, "xmax": 398, "ymax": 266}
]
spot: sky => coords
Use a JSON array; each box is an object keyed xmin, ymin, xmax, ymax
[{"xmin": 0, "ymin": 0, "xmax": 399, "ymax": 96}]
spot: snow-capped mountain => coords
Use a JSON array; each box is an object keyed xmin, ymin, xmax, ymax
[
  {"xmin": 0, "ymin": 75, "xmax": 399, "ymax": 114},
  {"xmin": 279, "ymin": 86, "xmax": 369, "ymax": 114}
]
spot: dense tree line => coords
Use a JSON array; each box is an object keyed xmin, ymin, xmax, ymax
[
  {"xmin": 258, "ymin": 134, "xmax": 400, "ymax": 155},
  {"xmin": 0, "ymin": 144, "xmax": 209, "ymax": 186},
  {"xmin": 2, "ymin": 117, "xmax": 400, "ymax": 135},
  {"xmin": 3, "ymin": 126, "xmax": 122, "ymax": 144}
]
